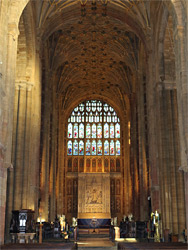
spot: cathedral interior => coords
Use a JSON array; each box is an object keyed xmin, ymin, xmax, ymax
[{"xmin": 0, "ymin": 0, "xmax": 188, "ymax": 247}]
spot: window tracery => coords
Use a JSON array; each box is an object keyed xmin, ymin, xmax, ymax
[{"xmin": 67, "ymin": 100, "xmax": 120, "ymax": 156}]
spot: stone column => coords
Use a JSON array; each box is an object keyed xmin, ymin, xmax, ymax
[
  {"xmin": 156, "ymin": 81, "xmax": 186, "ymax": 239},
  {"xmin": 13, "ymin": 81, "xmax": 33, "ymax": 209},
  {"xmin": 137, "ymin": 72, "xmax": 149, "ymax": 221},
  {"xmin": 40, "ymin": 81, "xmax": 51, "ymax": 221},
  {"xmin": 171, "ymin": 90, "xmax": 186, "ymax": 241},
  {"xmin": 129, "ymin": 93, "xmax": 140, "ymax": 219},
  {"xmin": 174, "ymin": 23, "xmax": 188, "ymax": 240},
  {"xmin": 5, "ymin": 81, "xmax": 37, "ymax": 241},
  {"xmin": 123, "ymin": 115, "xmax": 130, "ymax": 217},
  {"xmin": 0, "ymin": 23, "xmax": 19, "ymax": 245},
  {"xmin": 57, "ymin": 107, "xmax": 65, "ymax": 215},
  {"xmin": 146, "ymin": 48, "xmax": 160, "ymax": 213},
  {"xmin": 49, "ymin": 90, "xmax": 58, "ymax": 222}
]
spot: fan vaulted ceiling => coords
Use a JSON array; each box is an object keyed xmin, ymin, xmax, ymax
[{"xmin": 30, "ymin": 0, "xmax": 152, "ymax": 111}]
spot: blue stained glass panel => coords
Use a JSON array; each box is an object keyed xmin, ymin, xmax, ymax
[
  {"xmin": 79, "ymin": 140, "xmax": 84, "ymax": 155},
  {"xmin": 67, "ymin": 140, "xmax": 72, "ymax": 155}
]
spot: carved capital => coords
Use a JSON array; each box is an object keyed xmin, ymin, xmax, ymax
[
  {"xmin": 8, "ymin": 22, "xmax": 19, "ymax": 41},
  {"xmin": 156, "ymin": 81, "xmax": 176, "ymax": 91},
  {"xmin": 179, "ymin": 166, "xmax": 188, "ymax": 173},
  {"xmin": 15, "ymin": 80, "xmax": 33, "ymax": 91}
]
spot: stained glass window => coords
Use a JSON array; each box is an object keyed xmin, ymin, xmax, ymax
[
  {"xmin": 97, "ymin": 124, "xmax": 102, "ymax": 138},
  {"xmin": 78, "ymin": 112, "xmax": 82, "ymax": 123},
  {"xmin": 86, "ymin": 124, "xmax": 91, "ymax": 138},
  {"xmin": 97, "ymin": 140, "xmax": 102, "ymax": 155},
  {"xmin": 79, "ymin": 140, "xmax": 84, "ymax": 155},
  {"xmin": 104, "ymin": 140, "xmax": 109, "ymax": 155},
  {"xmin": 92, "ymin": 124, "xmax": 96, "ymax": 138},
  {"xmin": 86, "ymin": 140, "xmax": 91, "ymax": 155},
  {"xmin": 74, "ymin": 124, "xmax": 78, "ymax": 138},
  {"xmin": 116, "ymin": 140, "xmax": 120, "ymax": 155},
  {"xmin": 115, "ymin": 123, "xmax": 120, "ymax": 138},
  {"xmin": 68, "ymin": 141, "xmax": 72, "ymax": 155},
  {"xmin": 73, "ymin": 140, "xmax": 78, "ymax": 155},
  {"xmin": 110, "ymin": 124, "xmax": 114, "ymax": 138},
  {"xmin": 110, "ymin": 140, "xmax": 114, "ymax": 155},
  {"xmin": 68, "ymin": 123, "xmax": 72, "ymax": 138},
  {"xmin": 79, "ymin": 123, "xmax": 84, "ymax": 138},
  {"xmin": 67, "ymin": 100, "xmax": 121, "ymax": 156},
  {"xmin": 92, "ymin": 140, "xmax": 96, "ymax": 155},
  {"xmin": 104, "ymin": 123, "xmax": 109, "ymax": 138}
]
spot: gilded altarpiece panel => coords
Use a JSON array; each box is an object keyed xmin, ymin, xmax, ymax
[{"xmin": 78, "ymin": 173, "xmax": 111, "ymax": 218}]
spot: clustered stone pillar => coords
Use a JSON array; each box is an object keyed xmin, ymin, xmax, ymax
[
  {"xmin": 57, "ymin": 109, "xmax": 66, "ymax": 216},
  {"xmin": 157, "ymin": 83, "xmax": 185, "ymax": 240},
  {"xmin": 0, "ymin": 23, "xmax": 19, "ymax": 245},
  {"xmin": 5, "ymin": 81, "xmax": 40, "ymax": 240},
  {"xmin": 173, "ymin": 21, "xmax": 188, "ymax": 240},
  {"xmin": 122, "ymin": 115, "xmax": 131, "ymax": 217},
  {"xmin": 39, "ymin": 71, "xmax": 59, "ymax": 222},
  {"xmin": 130, "ymin": 93, "xmax": 140, "ymax": 220},
  {"xmin": 40, "ymin": 77, "xmax": 51, "ymax": 221},
  {"xmin": 137, "ymin": 70, "xmax": 150, "ymax": 222}
]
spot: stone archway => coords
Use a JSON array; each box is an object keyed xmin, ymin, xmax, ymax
[{"xmin": 0, "ymin": 0, "xmax": 188, "ymax": 245}]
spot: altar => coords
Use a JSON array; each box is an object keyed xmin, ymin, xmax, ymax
[{"xmin": 77, "ymin": 173, "xmax": 111, "ymax": 230}]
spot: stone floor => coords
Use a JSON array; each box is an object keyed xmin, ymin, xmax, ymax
[
  {"xmin": 1, "ymin": 240, "xmax": 188, "ymax": 250},
  {"xmin": 1, "ymin": 242, "xmax": 76, "ymax": 250},
  {"xmin": 76, "ymin": 237, "xmax": 117, "ymax": 249},
  {"xmin": 117, "ymin": 242, "xmax": 188, "ymax": 249}
]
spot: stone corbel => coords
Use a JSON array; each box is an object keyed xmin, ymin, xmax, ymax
[
  {"xmin": 8, "ymin": 22, "xmax": 20, "ymax": 41},
  {"xmin": 179, "ymin": 166, "xmax": 188, "ymax": 173},
  {"xmin": 156, "ymin": 81, "xmax": 176, "ymax": 91},
  {"xmin": 3, "ymin": 162, "xmax": 13, "ymax": 170},
  {"xmin": 15, "ymin": 80, "xmax": 33, "ymax": 91}
]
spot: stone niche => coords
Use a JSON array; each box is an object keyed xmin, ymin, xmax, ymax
[{"xmin": 78, "ymin": 173, "xmax": 110, "ymax": 219}]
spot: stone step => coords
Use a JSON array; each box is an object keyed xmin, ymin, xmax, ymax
[
  {"xmin": 78, "ymin": 247, "xmax": 117, "ymax": 250},
  {"xmin": 78, "ymin": 234, "xmax": 109, "ymax": 238},
  {"xmin": 76, "ymin": 238, "xmax": 116, "ymax": 249}
]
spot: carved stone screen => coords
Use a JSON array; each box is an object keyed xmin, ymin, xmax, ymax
[{"xmin": 78, "ymin": 173, "xmax": 110, "ymax": 219}]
